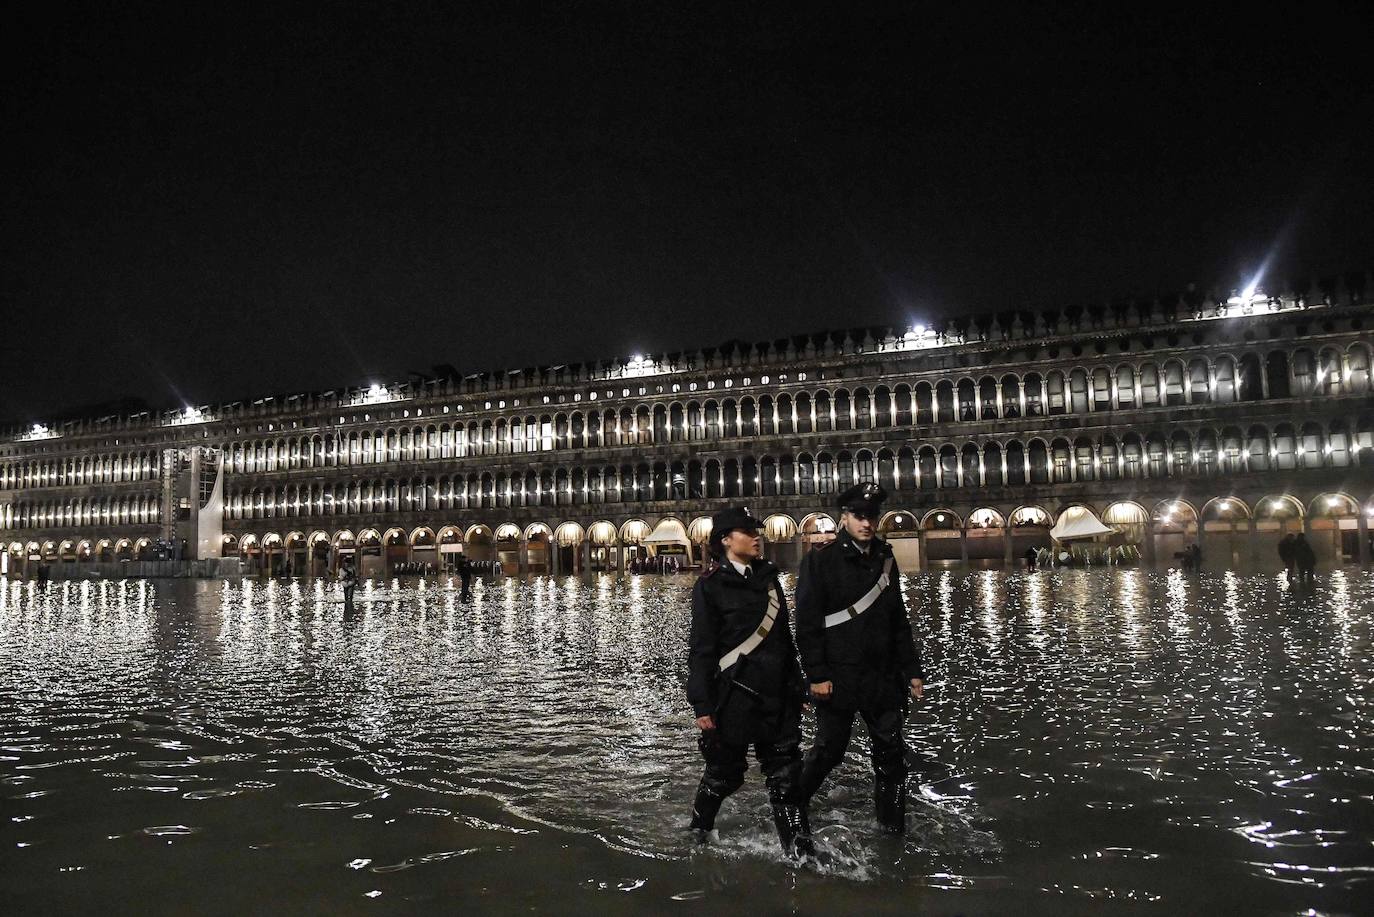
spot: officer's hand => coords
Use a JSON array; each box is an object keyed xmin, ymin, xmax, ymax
[
  {"xmin": 909, "ymin": 678, "xmax": 924, "ymax": 700},
  {"xmin": 695, "ymin": 715, "xmax": 715, "ymax": 731},
  {"xmin": 810, "ymin": 681, "xmax": 833, "ymax": 699}
]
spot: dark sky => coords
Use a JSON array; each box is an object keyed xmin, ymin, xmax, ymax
[{"xmin": 3, "ymin": 4, "xmax": 1371, "ymax": 423}]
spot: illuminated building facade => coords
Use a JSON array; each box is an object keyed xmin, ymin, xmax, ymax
[{"xmin": 3, "ymin": 284, "xmax": 1373, "ymax": 577}]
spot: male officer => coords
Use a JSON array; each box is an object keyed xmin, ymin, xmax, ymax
[
  {"xmin": 685, "ymin": 505, "xmax": 813, "ymax": 858},
  {"xmin": 794, "ymin": 482, "xmax": 925, "ymax": 833}
]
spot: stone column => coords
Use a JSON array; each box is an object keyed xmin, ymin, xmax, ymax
[
  {"xmin": 1142, "ymin": 520, "xmax": 1156, "ymax": 567},
  {"xmin": 1246, "ymin": 517, "xmax": 1259, "ymax": 571},
  {"xmin": 617, "ymin": 539, "xmax": 626, "ymax": 577},
  {"xmin": 518, "ymin": 537, "xmax": 529, "ymax": 576},
  {"xmin": 959, "ymin": 527, "xmax": 969, "ymax": 568},
  {"xmin": 580, "ymin": 537, "xmax": 592, "ymax": 579},
  {"xmin": 551, "ymin": 540, "xmax": 561, "ymax": 576},
  {"xmin": 1003, "ymin": 526, "xmax": 1014, "ymax": 567},
  {"xmin": 1358, "ymin": 511, "xmax": 1370, "ymax": 567}
]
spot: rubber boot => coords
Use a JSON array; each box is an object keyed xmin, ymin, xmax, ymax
[
  {"xmin": 689, "ymin": 783, "xmax": 725, "ymax": 843},
  {"xmin": 769, "ymin": 787, "xmax": 816, "ymax": 859},
  {"xmin": 798, "ymin": 753, "xmax": 828, "ymax": 803},
  {"xmin": 874, "ymin": 776, "xmax": 906, "ymax": 834}
]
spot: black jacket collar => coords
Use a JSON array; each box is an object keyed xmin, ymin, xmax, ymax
[
  {"xmin": 720, "ymin": 557, "xmax": 777, "ymax": 586},
  {"xmin": 837, "ymin": 528, "xmax": 888, "ymax": 560}
]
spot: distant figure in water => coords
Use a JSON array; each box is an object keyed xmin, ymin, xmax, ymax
[
  {"xmin": 1023, "ymin": 547, "xmax": 1038, "ymax": 571},
  {"xmin": 340, "ymin": 559, "xmax": 358, "ymax": 605},
  {"xmin": 1292, "ymin": 533, "xmax": 1316, "ymax": 584},
  {"xmin": 1277, "ymin": 534, "xmax": 1297, "ymax": 582},
  {"xmin": 458, "ymin": 555, "xmax": 473, "ymax": 601}
]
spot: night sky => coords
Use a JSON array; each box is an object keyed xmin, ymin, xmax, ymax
[{"xmin": 3, "ymin": 4, "xmax": 1371, "ymax": 423}]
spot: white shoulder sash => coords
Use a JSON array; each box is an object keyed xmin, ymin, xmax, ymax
[
  {"xmin": 823, "ymin": 557, "xmax": 894, "ymax": 628},
  {"xmin": 718, "ymin": 583, "xmax": 782, "ymax": 671}
]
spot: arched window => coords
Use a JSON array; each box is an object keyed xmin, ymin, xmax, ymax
[
  {"xmin": 983, "ymin": 443, "xmax": 1003, "ymax": 486},
  {"xmin": 854, "ymin": 389, "xmax": 871, "ymax": 429},
  {"xmin": 816, "ymin": 452, "xmax": 835, "ymax": 494},
  {"xmin": 1214, "ymin": 357, "xmax": 1236, "ymax": 403},
  {"xmin": 1188, "ymin": 359, "xmax": 1210, "ymax": 403},
  {"xmin": 1115, "ymin": 366, "xmax": 1136, "ymax": 407},
  {"xmin": 1246, "ymin": 426, "xmax": 1270, "ymax": 472},
  {"xmin": 1005, "ymin": 441, "xmax": 1026, "ymax": 485},
  {"xmin": 1045, "ymin": 372, "xmax": 1066, "ymax": 414},
  {"xmin": 1091, "ymin": 368, "xmax": 1112, "ymax": 410},
  {"xmin": 797, "ymin": 453, "xmax": 815, "ymax": 495},
  {"xmin": 1069, "ymin": 369, "xmax": 1090, "ymax": 413}
]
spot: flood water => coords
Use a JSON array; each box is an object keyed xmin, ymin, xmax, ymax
[{"xmin": 2, "ymin": 569, "xmax": 1372, "ymax": 916}]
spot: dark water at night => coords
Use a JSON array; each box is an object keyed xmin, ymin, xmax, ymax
[{"xmin": 2, "ymin": 570, "xmax": 1372, "ymax": 916}]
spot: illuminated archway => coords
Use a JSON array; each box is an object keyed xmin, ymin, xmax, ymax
[{"xmin": 762, "ymin": 513, "xmax": 798, "ymax": 542}]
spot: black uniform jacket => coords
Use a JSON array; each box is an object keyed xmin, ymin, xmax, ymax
[
  {"xmin": 794, "ymin": 530, "xmax": 925, "ymax": 709},
  {"xmin": 686, "ymin": 559, "xmax": 805, "ymax": 718}
]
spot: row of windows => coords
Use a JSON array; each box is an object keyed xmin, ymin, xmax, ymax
[
  {"xmin": 7, "ymin": 344, "xmax": 1371, "ymax": 487},
  {"xmin": 6, "ymin": 414, "xmax": 1370, "ymax": 532},
  {"xmin": 202, "ymin": 420, "xmax": 1374, "ymax": 521},
  {"xmin": 209, "ymin": 345, "xmax": 1374, "ymax": 474},
  {"xmin": 1, "ymin": 494, "xmax": 161, "ymax": 531},
  {"xmin": 0, "ymin": 450, "xmax": 162, "ymax": 491}
]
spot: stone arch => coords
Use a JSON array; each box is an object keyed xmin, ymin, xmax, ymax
[
  {"xmin": 1200, "ymin": 496, "xmax": 1251, "ymax": 520},
  {"xmin": 524, "ymin": 521, "xmax": 553, "ymax": 540},
  {"xmin": 1152, "ymin": 499, "xmax": 1198, "ymax": 525},
  {"xmin": 968, "ymin": 506, "xmax": 1004, "ymax": 528},
  {"xmin": 588, "ymin": 521, "xmax": 618, "ymax": 546},
  {"xmin": 799, "ymin": 512, "xmax": 835, "ymax": 543},
  {"xmin": 554, "ymin": 521, "xmax": 584, "ymax": 546},
  {"xmin": 1310, "ymin": 492, "xmax": 1358, "ymax": 517},
  {"xmin": 762, "ymin": 513, "xmax": 798, "ymax": 542},
  {"xmin": 921, "ymin": 508, "xmax": 962, "ymax": 529},
  {"xmin": 877, "ymin": 510, "xmax": 918, "ymax": 535},
  {"xmin": 618, "ymin": 518, "xmax": 649, "ymax": 545},
  {"xmin": 1255, "ymin": 495, "xmax": 1304, "ymax": 519},
  {"xmin": 687, "ymin": 516, "xmax": 714, "ymax": 545}
]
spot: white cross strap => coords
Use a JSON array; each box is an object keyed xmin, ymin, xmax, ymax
[
  {"xmin": 823, "ymin": 557, "xmax": 895, "ymax": 628},
  {"xmin": 718, "ymin": 584, "xmax": 782, "ymax": 671}
]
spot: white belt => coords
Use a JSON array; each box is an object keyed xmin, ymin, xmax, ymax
[
  {"xmin": 718, "ymin": 584, "xmax": 782, "ymax": 671},
  {"xmin": 824, "ymin": 558, "xmax": 895, "ymax": 628}
]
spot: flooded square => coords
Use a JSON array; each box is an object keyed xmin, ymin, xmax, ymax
[{"xmin": 2, "ymin": 569, "xmax": 1371, "ymax": 915}]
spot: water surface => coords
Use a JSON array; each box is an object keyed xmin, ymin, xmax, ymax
[{"xmin": 2, "ymin": 570, "xmax": 1371, "ymax": 915}]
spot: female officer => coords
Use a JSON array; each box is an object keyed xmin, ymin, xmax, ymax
[{"xmin": 685, "ymin": 505, "xmax": 813, "ymax": 858}]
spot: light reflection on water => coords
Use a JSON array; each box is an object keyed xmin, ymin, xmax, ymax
[{"xmin": 1, "ymin": 570, "xmax": 1372, "ymax": 915}]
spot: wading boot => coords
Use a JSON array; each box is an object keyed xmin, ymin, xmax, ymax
[
  {"xmin": 874, "ymin": 776, "xmax": 906, "ymax": 834},
  {"xmin": 689, "ymin": 784, "xmax": 725, "ymax": 844},
  {"xmin": 769, "ymin": 787, "xmax": 816, "ymax": 860}
]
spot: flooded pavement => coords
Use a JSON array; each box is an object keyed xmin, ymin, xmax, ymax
[{"xmin": 2, "ymin": 570, "xmax": 1372, "ymax": 916}]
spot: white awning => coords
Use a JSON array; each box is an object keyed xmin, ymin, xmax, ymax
[
  {"xmin": 1050, "ymin": 506, "xmax": 1115, "ymax": 541},
  {"xmin": 642, "ymin": 520, "xmax": 690, "ymax": 547}
]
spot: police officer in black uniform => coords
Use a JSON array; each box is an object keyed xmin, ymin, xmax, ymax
[
  {"xmin": 795, "ymin": 483, "xmax": 926, "ymax": 833},
  {"xmin": 686, "ymin": 506, "xmax": 813, "ymax": 858}
]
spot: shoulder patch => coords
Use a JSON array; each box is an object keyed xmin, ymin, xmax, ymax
[{"xmin": 700, "ymin": 561, "xmax": 721, "ymax": 578}]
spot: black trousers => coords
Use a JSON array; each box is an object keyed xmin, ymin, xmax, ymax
[
  {"xmin": 697, "ymin": 694, "xmax": 803, "ymax": 801},
  {"xmin": 801, "ymin": 702, "xmax": 906, "ymax": 798}
]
